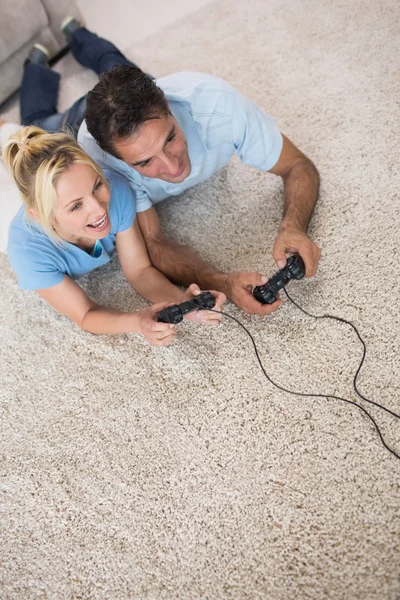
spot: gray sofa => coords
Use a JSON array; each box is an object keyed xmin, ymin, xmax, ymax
[{"xmin": 0, "ymin": 0, "xmax": 81, "ymax": 105}]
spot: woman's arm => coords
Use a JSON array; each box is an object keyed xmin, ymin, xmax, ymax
[
  {"xmin": 116, "ymin": 218, "xmax": 185, "ymax": 303},
  {"xmin": 37, "ymin": 276, "xmax": 176, "ymax": 345},
  {"xmin": 116, "ymin": 218, "xmax": 226, "ymax": 324}
]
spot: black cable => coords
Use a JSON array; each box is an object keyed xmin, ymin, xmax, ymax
[
  {"xmin": 199, "ymin": 300, "xmax": 400, "ymax": 461},
  {"xmin": 283, "ymin": 288, "xmax": 400, "ymax": 420}
]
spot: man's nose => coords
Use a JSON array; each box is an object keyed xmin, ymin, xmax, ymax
[{"xmin": 160, "ymin": 152, "xmax": 179, "ymax": 174}]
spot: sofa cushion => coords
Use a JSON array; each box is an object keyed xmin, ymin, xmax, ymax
[
  {"xmin": 0, "ymin": 0, "xmax": 48, "ymax": 65},
  {"xmin": 0, "ymin": 26, "xmax": 59, "ymax": 104}
]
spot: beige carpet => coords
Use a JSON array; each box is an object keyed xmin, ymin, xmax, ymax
[{"xmin": 1, "ymin": 0, "xmax": 400, "ymax": 598}]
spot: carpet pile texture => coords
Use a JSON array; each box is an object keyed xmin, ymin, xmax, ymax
[{"xmin": 1, "ymin": 0, "xmax": 399, "ymax": 598}]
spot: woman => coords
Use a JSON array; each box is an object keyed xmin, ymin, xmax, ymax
[{"xmin": 4, "ymin": 126, "xmax": 225, "ymax": 345}]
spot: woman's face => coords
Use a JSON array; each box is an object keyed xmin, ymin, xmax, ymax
[{"xmin": 53, "ymin": 162, "xmax": 111, "ymax": 244}]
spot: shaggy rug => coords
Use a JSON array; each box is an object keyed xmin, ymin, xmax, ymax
[{"xmin": 1, "ymin": 0, "xmax": 399, "ymax": 598}]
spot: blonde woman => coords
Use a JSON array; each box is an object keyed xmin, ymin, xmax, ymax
[{"xmin": 4, "ymin": 126, "xmax": 225, "ymax": 345}]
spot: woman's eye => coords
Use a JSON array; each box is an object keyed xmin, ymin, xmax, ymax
[
  {"xmin": 166, "ymin": 133, "xmax": 176, "ymax": 144},
  {"xmin": 93, "ymin": 180, "xmax": 103, "ymax": 192},
  {"xmin": 71, "ymin": 203, "xmax": 81, "ymax": 212}
]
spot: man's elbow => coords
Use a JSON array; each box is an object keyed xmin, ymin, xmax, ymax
[
  {"xmin": 282, "ymin": 156, "xmax": 320, "ymax": 187},
  {"xmin": 145, "ymin": 232, "xmax": 173, "ymax": 268},
  {"xmin": 305, "ymin": 156, "xmax": 320, "ymax": 180}
]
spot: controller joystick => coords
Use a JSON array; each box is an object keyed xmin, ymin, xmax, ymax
[
  {"xmin": 253, "ymin": 255, "xmax": 305, "ymax": 305},
  {"xmin": 157, "ymin": 291, "xmax": 216, "ymax": 324}
]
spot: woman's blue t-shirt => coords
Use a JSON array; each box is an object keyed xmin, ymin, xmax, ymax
[{"xmin": 7, "ymin": 170, "xmax": 136, "ymax": 291}]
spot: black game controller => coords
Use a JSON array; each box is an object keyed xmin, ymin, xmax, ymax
[
  {"xmin": 253, "ymin": 255, "xmax": 305, "ymax": 304},
  {"xmin": 157, "ymin": 291, "xmax": 216, "ymax": 324}
]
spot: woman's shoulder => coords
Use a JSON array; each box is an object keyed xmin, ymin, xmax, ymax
[
  {"xmin": 7, "ymin": 213, "xmax": 66, "ymax": 291},
  {"xmin": 105, "ymin": 170, "xmax": 136, "ymax": 233},
  {"xmin": 7, "ymin": 208, "xmax": 64, "ymax": 271},
  {"xmin": 8, "ymin": 206, "xmax": 52, "ymax": 251}
]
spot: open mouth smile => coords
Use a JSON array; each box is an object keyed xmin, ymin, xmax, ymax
[{"xmin": 87, "ymin": 213, "xmax": 108, "ymax": 231}]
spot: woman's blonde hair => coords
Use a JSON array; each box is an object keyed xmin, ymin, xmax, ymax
[{"xmin": 2, "ymin": 125, "xmax": 104, "ymax": 239}]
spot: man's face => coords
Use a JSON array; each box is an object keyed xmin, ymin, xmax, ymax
[{"xmin": 113, "ymin": 113, "xmax": 192, "ymax": 183}]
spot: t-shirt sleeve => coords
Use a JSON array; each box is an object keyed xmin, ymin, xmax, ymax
[
  {"xmin": 134, "ymin": 190, "xmax": 153, "ymax": 213},
  {"xmin": 232, "ymin": 91, "xmax": 283, "ymax": 171},
  {"xmin": 7, "ymin": 243, "xmax": 65, "ymax": 291},
  {"xmin": 111, "ymin": 169, "xmax": 152, "ymax": 214}
]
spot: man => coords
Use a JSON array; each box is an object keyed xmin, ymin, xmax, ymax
[{"xmin": 79, "ymin": 66, "xmax": 320, "ymax": 316}]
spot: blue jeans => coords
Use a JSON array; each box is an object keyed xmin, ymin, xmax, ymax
[{"xmin": 20, "ymin": 28, "xmax": 138, "ymax": 137}]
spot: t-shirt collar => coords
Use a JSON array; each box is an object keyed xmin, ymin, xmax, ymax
[{"xmin": 169, "ymin": 101, "xmax": 207, "ymax": 168}]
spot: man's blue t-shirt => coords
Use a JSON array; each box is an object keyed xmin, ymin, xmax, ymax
[
  {"xmin": 7, "ymin": 170, "xmax": 136, "ymax": 291},
  {"xmin": 78, "ymin": 72, "xmax": 283, "ymax": 213}
]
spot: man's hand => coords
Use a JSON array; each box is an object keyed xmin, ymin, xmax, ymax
[
  {"xmin": 182, "ymin": 283, "xmax": 226, "ymax": 325},
  {"xmin": 273, "ymin": 228, "xmax": 321, "ymax": 277},
  {"xmin": 224, "ymin": 272, "xmax": 282, "ymax": 316},
  {"xmin": 268, "ymin": 135, "xmax": 320, "ymax": 277}
]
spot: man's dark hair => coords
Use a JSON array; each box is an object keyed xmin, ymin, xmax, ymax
[{"xmin": 85, "ymin": 65, "xmax": 170, "ymax": 159}]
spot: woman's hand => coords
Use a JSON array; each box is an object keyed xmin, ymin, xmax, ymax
[
  {"xmin": 182, "ymin": 284, "xmax": 226, "ymax": 326},
  {"xmin": 136, "ymin": 302, "xmax": 178, "ymax": 346}
]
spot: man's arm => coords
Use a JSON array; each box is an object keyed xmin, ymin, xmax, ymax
[
  {"xmin": 137, "ymin": 208, "xmax": 280, "ymax": 315},
  {"xmin": 137, "ymin": 134, "xmax": 320, "ymax": 315},
  {"xmin": 137, "ymin": 207, "xmax": 227, "ymax": 290},
  {"xmin": 269, "ymin": 134, "xmax": 321, "ymax": 277}
]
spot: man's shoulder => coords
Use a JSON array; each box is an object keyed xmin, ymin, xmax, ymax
[
  {"xmin": 156, "ymin": 71, "xmax": 234, "ymax": 91},
  {"xmin": 156, "ymin": 72, "xmax": 237, "ymax": 111},
  {"xmin": 78, "ymin": 120, "xmax": 104, "ymax": 157},
  {"xmin": 78, "ymin": 121, "xmax": 135, "ymax": 177}
]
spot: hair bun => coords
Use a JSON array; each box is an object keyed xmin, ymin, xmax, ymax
[
  {"xmin": 2, "ymin": 125, "xmax": 45, "ymax": 173},
  {"xmin": 18, "ymin": 138, "xmax": 31, "ymax": 150},
  {"xmin": 16, "ymin": 125, "xmax": 45, "ymax": 149}
]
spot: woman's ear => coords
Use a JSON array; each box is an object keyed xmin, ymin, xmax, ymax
[{"xmin": 27, "ymin": 208, "xmax": 38, "ymax": 221}]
